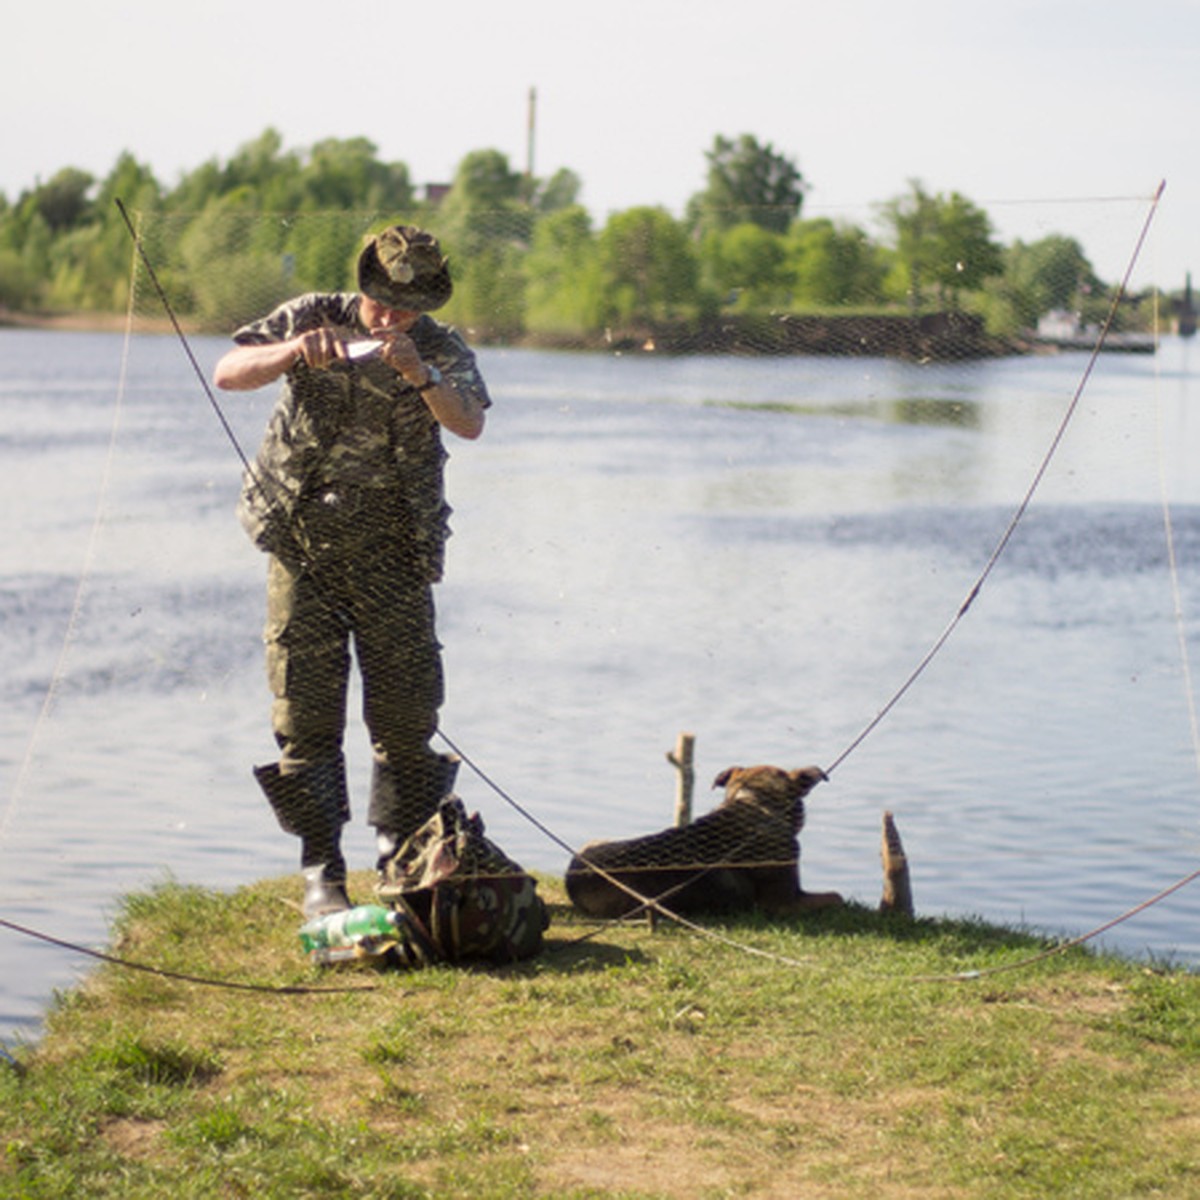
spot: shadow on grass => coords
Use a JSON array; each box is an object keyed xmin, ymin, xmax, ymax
[
  {"xmin": 531, "ymin": 897, "xmax": 1077, "ymax": 970},
  {"xmin": 797, "ymin": 900, "xmax": 1077, "ymax": 957},
  {"xmin": 96, "ymin": 878, "xmax": 1074, "ymax": 992}
]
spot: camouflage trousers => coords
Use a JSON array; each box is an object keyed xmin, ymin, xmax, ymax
[{"xmin": 263, "ymin": 548, "xmax": 445, "ymax": 798}]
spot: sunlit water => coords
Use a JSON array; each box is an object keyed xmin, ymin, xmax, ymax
[{"xmin": 3, "ymin": 327, "xmax": 1200, "ymax": 1041}]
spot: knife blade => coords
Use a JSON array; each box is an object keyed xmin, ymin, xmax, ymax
[{"xmin": 345, "ymin": 339, "xmax": 386, "ymax": 360}]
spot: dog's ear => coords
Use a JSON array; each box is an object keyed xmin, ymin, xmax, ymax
[
  {"xmin": 791, "ymin": 766, "xmax": 829, "ymax": 794},
  {"xmin": 712, "ymin": 766, "xmax": 742, "ymax": 790}
]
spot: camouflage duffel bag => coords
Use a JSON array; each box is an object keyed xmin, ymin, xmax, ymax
[{"xmin": 377, "ymin": 796, "xmax": 549, "ymax": 965}]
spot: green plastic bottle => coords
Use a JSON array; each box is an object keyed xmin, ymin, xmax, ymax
[{"xmin": 298, "ymin": 904, "xmax": 406, "ymax": 965}]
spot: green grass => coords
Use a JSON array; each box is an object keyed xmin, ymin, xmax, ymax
[{"xmin": 2, "ymin": 875, "xmax": 1198, "ymax": 1198}]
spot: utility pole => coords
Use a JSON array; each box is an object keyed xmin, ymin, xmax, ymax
[{"xmin": 526, "ymin": 86, "xmax": 537, "ymax": 184}]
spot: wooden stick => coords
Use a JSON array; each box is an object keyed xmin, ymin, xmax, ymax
[
  {"xmin": 666, "ymin": 732, "xmax": 695, "ymax": 827},
  {"xmin": 879, "ymin": 810, "xmax": 914, "ymax": 917}
]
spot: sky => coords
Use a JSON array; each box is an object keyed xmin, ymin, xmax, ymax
[{"xmin": 6, "ymin": 0, "xmax": 1197, "ymax": 291}]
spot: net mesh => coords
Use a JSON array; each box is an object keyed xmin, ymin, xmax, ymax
[
  {"xmin": 2, "ymin": 191, "xmax": 1196, "ymax": 1030},
  {"xmin": 121, "ymin": 195, "xmax": 1171, "ymax": 350}
]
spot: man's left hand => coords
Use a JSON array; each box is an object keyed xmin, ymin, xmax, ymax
[{"xmin": 377, "ymin": 333, "xmax": 429, "ymax": 389}]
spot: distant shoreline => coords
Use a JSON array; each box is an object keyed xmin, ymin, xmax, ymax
[
  {"xmin": 520, "ymin": 311, "xmax": 1021, "ymax": 360},
  {"xmin": 0, "ymin": 307, "xmax": 184, "ymax": 335},
  {"xmin": 1, "ymin": 306, "xmax": 1024, "ymax": 360}
]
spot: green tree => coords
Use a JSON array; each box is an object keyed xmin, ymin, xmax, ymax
[
  {"xmin": 178, "ymin": 187, "xmax": 293, "ymax": 327},
  {"xmin": 698, "ymin": 222, "xmax": 791, "ymax": 312},
  {"xmin": 283, "ymin": 212, "xmax": 364, "ymax": 295},
  {"xmin": 1010, "ymin": 235, "xmax": 1100, "ymax": 312},
  {"xmin": 524, "ymin": 205, "xmax": 603, "ymax": 334},
  {"xmin": 97, "ymin": 152, "xmax": 162, "ymax": 217},
  {"xmin": 975, "ymin": 234, "xmax": 1103, "ymax": 336},
  {"xmin": 1, "ymin": 170, "xmax": 96, "ymax": 309},
  {"xmin": 687, "ymin": 134, "xmax": 807, "ymax": 235},
  {"xmin": 30, "ymin": 167, "xmax": 95, "ymax": 232},
  {"xmin": 533, "ymin": 167, "xmax": 582, "ymax": 214},
  {"xmin": 0, "ymin": 191, "xmax": 51, "ymax": 307},
  {"xmin": 788, "ymin": 218, "xmax": 887, "ymax": 307},
  {"xmin": 167, "ymin": 157, "xmax": 225, "ymax": 215},
  {"xmin": 596, "ymin": 207, "xmax": 698, "ymax": 324},
  {"xmin": 878, "ymin": 180, "xmax": 1004, "ymax": 310},
  {"xmin": 0, "ymin": 246, "xmax": 39, "ymax": 309},
  {"xmin": 443, "ymin": 242, "xmax": 527, "ymax": 341},
  {"xmin": 13, "ymin": 210, "xmax": 53, "ymax": 299},
  {"xmin": 45, "ymin": 225, "xmax": 105, "ymax": 310},
  {"xmin": 222, "ymin": 128, "xmax": 303, "ymax": 210},
  {"xmin": 167, "ymin": 128, "xmax": 302, "ymax": 216},
  {"xmin": 299, "ymin": 137, "xmax": 413, "ymax": 212},
  {"xmin": 59, "ymin": 153, "xmax": 167, "ymax": 312},
  {"xmin": 438, "ymin": 149, "xmax": 531, "ymax": 249},
  {"xmin": 436, "ymin": 149, "xmax": 532, "ymax": 333}
]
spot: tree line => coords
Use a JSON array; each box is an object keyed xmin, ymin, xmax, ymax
[{"xmin": 0, "ymin": 128, "xmax": 1139, "ymax": 341}]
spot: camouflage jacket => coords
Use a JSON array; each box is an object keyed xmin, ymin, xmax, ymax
[{"xmin": 232, "ymin": 293, "xmax": 491, "ymax": 580}]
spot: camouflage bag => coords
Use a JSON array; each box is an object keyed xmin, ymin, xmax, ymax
[{"xmin": 377, "ymin": 796, "xmax": 549, "ymax": 965}]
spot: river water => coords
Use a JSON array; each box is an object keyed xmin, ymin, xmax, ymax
[{"xmin": 3, "ymin": 327, "xmax": 1199, "ymax": 1042}]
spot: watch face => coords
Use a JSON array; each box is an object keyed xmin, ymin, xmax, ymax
[{"xmin": 423, "ymin": 366, "xmax": 442, "ymax": 389}]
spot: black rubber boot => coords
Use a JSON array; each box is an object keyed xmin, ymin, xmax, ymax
[
  {"xmin": 368, "ymin": 752, "xmax": 460, "ymax": 872},
  {"xmin": 254, "ymin": 756, "xmax": 353, "ymax": 920}
]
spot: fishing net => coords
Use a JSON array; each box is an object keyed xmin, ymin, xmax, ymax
[{"xmin": 3, "ymin": 189, "xmax": 1199, "ymax": 1033}]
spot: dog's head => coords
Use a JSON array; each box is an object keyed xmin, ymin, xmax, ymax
[{"xmin": 712, "ymin": 765, "xmax": 827, "ymax": 827}]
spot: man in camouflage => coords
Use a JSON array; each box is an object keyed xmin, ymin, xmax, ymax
[{"xmin": 213, "ymin": 226, "xmax": 491, "ymax": 920}]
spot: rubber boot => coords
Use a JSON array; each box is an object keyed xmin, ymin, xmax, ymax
[
  {"xmin": 368, "ymin": 752, "xmax": 460, "ymax": 873},
  {"xmin": 254, "ymin": 756, "xmax": 353, "ymax": 919}
]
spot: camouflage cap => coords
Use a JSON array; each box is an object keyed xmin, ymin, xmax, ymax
[{"xmin": 357, "ymin": 225, "xmax": 453, "ymax": 311}]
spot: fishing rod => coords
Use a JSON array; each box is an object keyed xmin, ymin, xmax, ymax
[
  {"xmin": 823, "ymin": 180, "xmax": 1167, "ymax": 778},
  {"xmin": 114, "ymin": 199, "xmax": 322, "ymax": 575},
  {"xmin": 115, "ymin": 199, "xmax": 257, "ymax": 480}
]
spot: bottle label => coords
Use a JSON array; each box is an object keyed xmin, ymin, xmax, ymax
[{"xmin": 298, "ymin": 904, "xmax": 401, "ymax": 960}]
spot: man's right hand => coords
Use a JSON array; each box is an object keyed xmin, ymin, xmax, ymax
[
  {"xmin": 214, "ymin": 329, "xmax": 348, "ymax": 391},
  {"xmin": 295, "ymin": 326, "xmax": 349, "ymax": 370}
]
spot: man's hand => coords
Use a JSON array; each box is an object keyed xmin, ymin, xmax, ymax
[
  {"xmin": 376, "ymin": 331, "xmax": 429, "ymax": 389},
  {"xmin": 376, "ymin": 331, "xmax": 484, "ymax": 440},
  {"xmin": 296, "ymin": 326, "xmax": 349, "ymax": 370}
]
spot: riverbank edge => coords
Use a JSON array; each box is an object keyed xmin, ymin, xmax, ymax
[
  {"xmin": 2, "ymin": 873, "xmax": 1198, "ymax": 1196},
  {"xmin": 1, "ymin": 305, "xmax": 1026, "ymax": 360}
]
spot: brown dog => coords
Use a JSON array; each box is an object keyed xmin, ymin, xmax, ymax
[{"xmin": 565, "ymin": 765, "xmax": 843, "ymax": 919}]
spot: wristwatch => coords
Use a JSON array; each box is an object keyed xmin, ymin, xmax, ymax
[{"xmin": 418, "ymin": 365, "xmax": 443, "ymax": 392}]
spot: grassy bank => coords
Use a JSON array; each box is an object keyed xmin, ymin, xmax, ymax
[{"xmin": 2, "ymin": 875, "xmax": 1199, "ymax": 1198}]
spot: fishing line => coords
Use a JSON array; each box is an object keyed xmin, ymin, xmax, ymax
[
  {"xmin": 115, "ymin": 200, "xmax": 257, "ymax": 481},
  {"xmin": 907, "ymin": 863, "xmax": 1200, "ymax": 984},
  {"xmin": 437, "ymin": 727, "xmax": 718, "ymax": 930},
  {"xmin": 447, "ymin": 184, "xmax": 1194, "ymax": 976},
  {"xmin": 818, "ymin": 181, "xmax": 1200, "ymax": 980},
  {"xmin": 0, "ymin": 226, "xmax": 378, "ymax": 999},
  {"xmin": 111, "ymin": 198, "xmax": 811, "ymax": 940},
  {"xmin": 107, "ymin": 206, "xmax": 693, "ymax": 978},
  {"xmin": 114, "ymin": 199, "xmax": 320, "ymax": 572},
  {"xmin": 0, "ymin": 916, "xmax": 376, "ymax": 995},
  {"xmin": 0, "ymin": 242, "xmax": 139, "ymax": 853},
  {"xmin": 823, "ymin": 180, "xmax": 1167, "ymax": 778},
  {"xmin": 108, "ymin": 183, "xmax": 1200, "ymax": 991},
  {"xmin": 1154, "ymin": 298, "xmax": 1200, "ymax": 778},
  {"xmin": 13, "ymin": 191, "xmax": 1179, "ymax": 993},
  {"xmin": 866, "ymin": 198, "xmax": 1200, "ymax": 983},
  {"xmin": 440, "ymin": 728, "xmax": 828, "ymax": 968}
]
